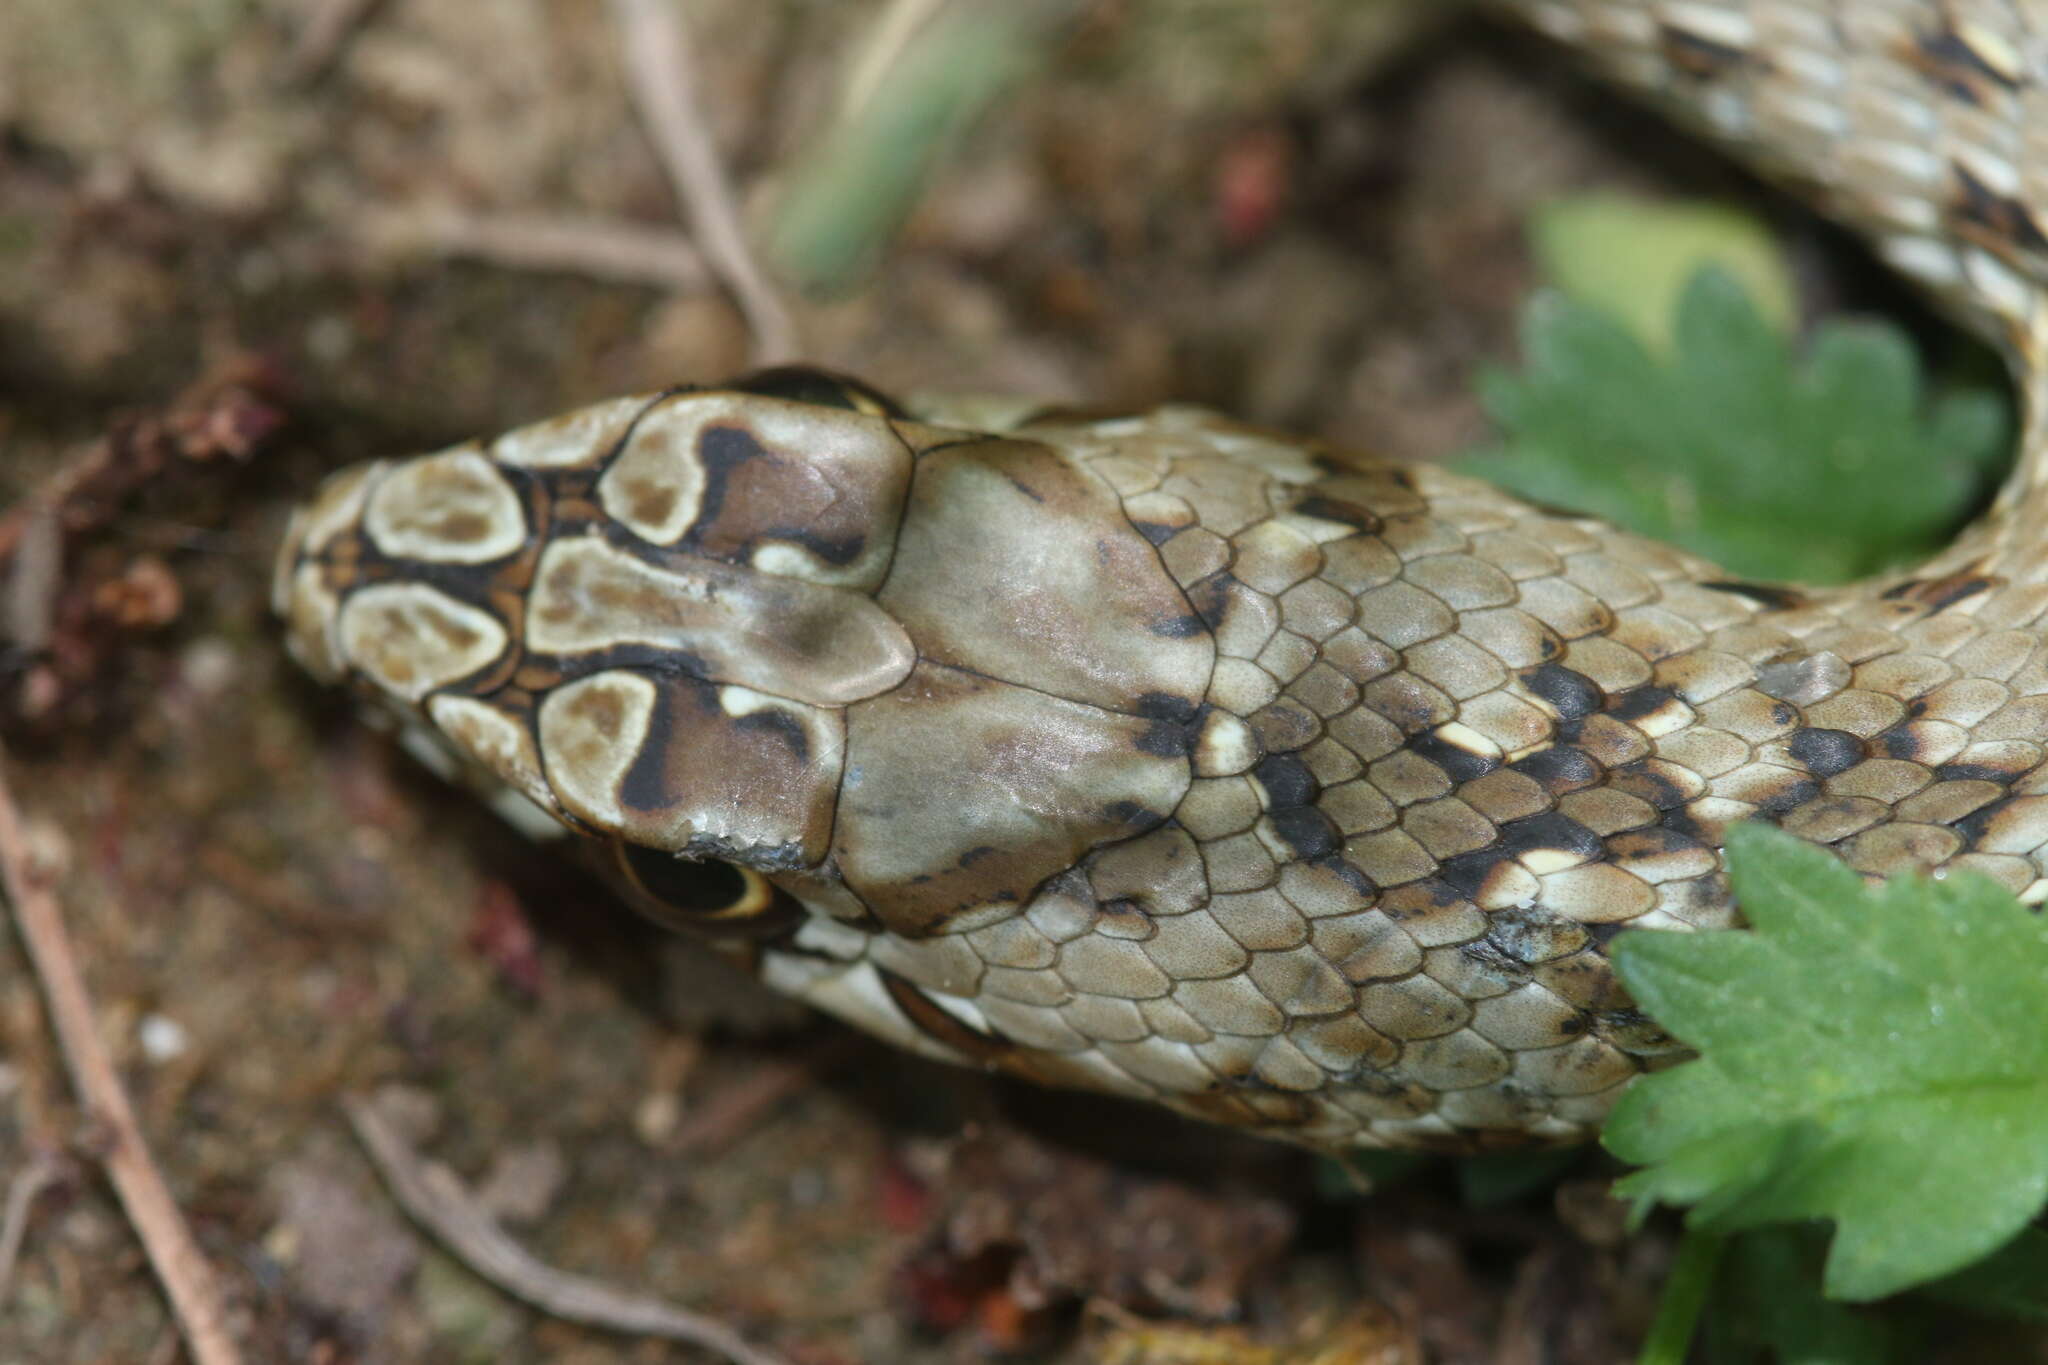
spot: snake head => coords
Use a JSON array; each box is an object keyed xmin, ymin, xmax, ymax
[{"xmin": 275, "ymin": 368, "xmax": 1210, "ymax": 941}]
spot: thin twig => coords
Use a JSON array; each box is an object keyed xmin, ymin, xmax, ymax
[
  {"xmin": 0, "ymin": 1151, "xmax": 69, "ymax": 1304},
  {"xmin": 608, "ymin": 0, "xmax": 800, "ymax": 365},
  {"xmin": 2, "ymin": 501, "xmax": 61, "ymax": 653},
  {"xmin": 670, "ymin": 1057, "xmax": 815, "ymax": 1157},
  {"xmin": 344, "ymin": 1092, "xmax": 790, "ymax": 1365},
  {"xmin": 0, "ymin": 747, "xmax": 243, "ymax": 1365},
  {"xmin": 347, "ymin": 205, "xmax": 711, "ymax": 292},
  {"xmin": 197, "ymin": 846, "xmax": 388, "ymax": 941}
]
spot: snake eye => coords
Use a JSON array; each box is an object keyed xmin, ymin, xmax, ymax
[{"xmin": 606, "ymin": 840, "xmax": 801, "ymax": 939}]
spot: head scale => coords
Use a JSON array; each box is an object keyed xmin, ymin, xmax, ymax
[{"xmin": 276, "ymin": 367, "xmax": 1209, "ymax": 945}]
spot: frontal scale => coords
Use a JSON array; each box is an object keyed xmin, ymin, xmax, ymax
[{"xmin": 278, "ymin": 367, "xmax": 2048, "ymax": 1151}]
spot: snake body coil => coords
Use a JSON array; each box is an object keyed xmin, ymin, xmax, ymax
[{"xmin": 275, "ymin": 1, "xmax": 2048, "ymax": 1150}]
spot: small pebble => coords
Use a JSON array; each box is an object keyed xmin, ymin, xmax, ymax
[{"xmin": 138, "ymin": 1012, "xmax": 188, "ymax": 1063}]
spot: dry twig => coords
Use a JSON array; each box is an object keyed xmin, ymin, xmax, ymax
[
  {"xmin": 348, "ymin": 205, "xmax": 711, "ymax": 292},
  {"xmin": 608, "ymin": 0, "xmax": 799, "ymax": 364},
  {"xmin": 0, "ymin": 1150, "xmax": 70, "ymax": 1305},
  {"xmin": 0, "ymin": 748, "xmax": 243, "ymax": 1365},
  {"xmin": 344, "ymin": 1091, "xmax": 790, "ymax": 1365},
  {"xmin": 670, "ymin": 1056, "xmax": 816, "ymax": 1157}
]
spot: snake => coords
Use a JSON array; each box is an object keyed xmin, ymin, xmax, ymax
[{"xmin": 271, "ymin": 0, "xmax": 2048, "ymax": 1152}]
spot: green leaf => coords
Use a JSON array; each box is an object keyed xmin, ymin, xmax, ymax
[
  {"xmin": 1533, "ymin": 194, "xmax": 1797, "ymax": 349},
  {"xmin": 1706, "ymin": 1227, "xmax": 1906, "ymax": 1364},
  {"xmin": 768, "ymin": 2, "xmax": 1072, "ymax": 292},
  {"xmin": 1914, "ymin": 1226, "xmax": 2048, "ymax": 1323},
  {"xmin": 1455, "ymin": 268, "xmax": 2010, "ymax": 584},
  {"xmin": 1603, "ymin": 825, "xmax": 2048, "ymax": 1301}
]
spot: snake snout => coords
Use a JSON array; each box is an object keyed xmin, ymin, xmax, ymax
[{"xmin": 273, "ymin": 373, "xmax": 936, "ymax": 883}]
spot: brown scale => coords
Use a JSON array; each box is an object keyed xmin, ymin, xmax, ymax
[{"xmin": 275, "ymin": 1, "xmax": 2048, "ymax": 1149}]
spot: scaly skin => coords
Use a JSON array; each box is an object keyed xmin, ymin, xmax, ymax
[{"xmin": 275, "ymin": 1, "xmax": 2048, "ymax": 1151}]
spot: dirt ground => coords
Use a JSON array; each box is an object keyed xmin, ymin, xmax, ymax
[{"xmin": 0, "ymin": 2, "xmax": 2036, "ymax": 1363}]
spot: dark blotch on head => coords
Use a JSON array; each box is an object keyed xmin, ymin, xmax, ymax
[
  {"xmin": 1137, "ymin": 691, "xmax": 1201, "ymax": 724},
  {"xmin": 1150, "ymin": 613, "xmax": 1209, "ymax": 639},
  {"xmin": 1185, "ymin": 572, "xmax": 1238, "ymax": 630},
  {"xmin": 1135, "ymin": 692, "xmax": 1202, "ymax": 757},
  {"xmin": 1102, "ymin": 799, "xmax": 1161, "ymax": 828},
  {"xmin": 617, "ymin": 677, "xmax": 690, "ymax": 814},
  {"xmin": 1136, "ymin": 719, "xmax": 1195, "ymax": 758},
  {"xmin": 1786, "ymin": 728, "xmax": 1865, "ymax": 778},
  {"xmin": 1131, "ymin": 520, "xmax": 1180, "ymax": 546},
  {"xmin": 732, "ymin": 707, "xmax": 811, "ymax": 764},
  {"xmin": 690, "ymin": 423, "xmax": 774, "ymax": 544},
  {"xmin": 1521, "ymin": 664, "xmax": 1604, "ymax": 722}
]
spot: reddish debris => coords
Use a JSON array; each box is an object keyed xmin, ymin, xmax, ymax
[
  {"xmin": 1215, "ymin": 123, "xmax": 1295, "ymax": 248},
  {"xmin": 0, "ymin": 355, "xmax": 290, "ymax": 734},
  {"xmin": 464, "ymin": 880, "xmax": 546, "ymax": 998},
  {"xmin": 898, "ymin": 1126, "xmax": 1295, "ymax": 1352}
]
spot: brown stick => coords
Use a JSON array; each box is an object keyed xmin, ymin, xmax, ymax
[
  {"xmin": 0, "ymin": 747, "xmax": 243, "ymax": 1365},
  {"xmin": 0, "ymin": 1150, "xmax": 69, "ymax": 1305},
  {"xmin": 670, "ymin": 1056, "xmax": 815, "ymax": 1156},
  {"xmin": 608, "ymin": 0, "xmax": 800, "ymax": 365},
  {"xmin": 347, "ymin": 205, "xmax": 712, "ymax": 292},
  {"xmin": 344, "ymin": 1091, "xmax": 790, "ymax": 1365}
]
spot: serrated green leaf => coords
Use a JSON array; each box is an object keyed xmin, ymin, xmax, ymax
[
  {"xmin": 1455, "ymin": 268, "xmax": 2010, "ymax": 584},
  {"xmin": 1603, "ymin": 825, "xmax": 2048, "ymax": 1301}
]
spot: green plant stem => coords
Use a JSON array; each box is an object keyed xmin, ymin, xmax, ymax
[{"xmin": 1640, "ymin": 1227, "xmax": 1730, "ymax": 1365}]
